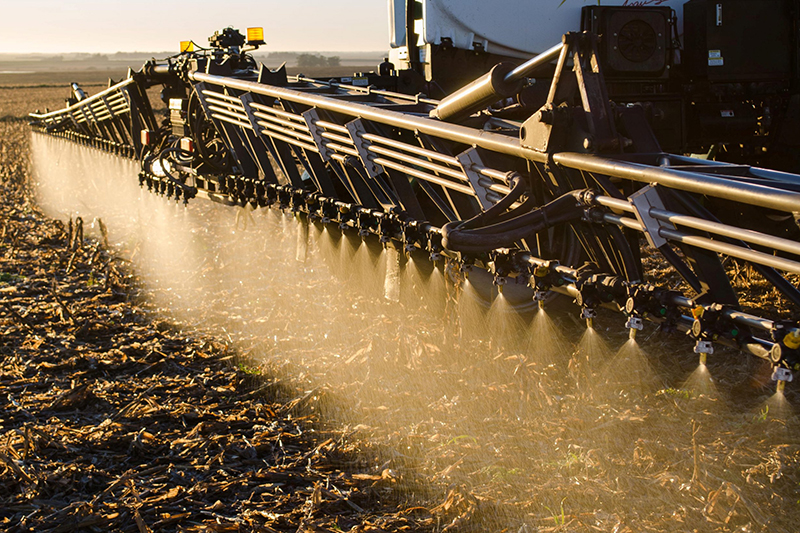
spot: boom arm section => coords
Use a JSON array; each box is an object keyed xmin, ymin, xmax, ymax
[{"xmin": 29, "ymin": 30, "xmax": 800, "ymax": 382}]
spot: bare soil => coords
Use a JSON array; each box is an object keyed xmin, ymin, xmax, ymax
[
  {"xmin": 3, "ymin": 81, "xmax": 800, "ymax": 533},
  {"xmin": 1, "ymin": 87, "xmax": 434, "ymax": 532}
]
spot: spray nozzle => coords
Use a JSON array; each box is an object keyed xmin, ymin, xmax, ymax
[
  {"xmin": 772, "ymin": 366, "xmax": 793, "ymax": 393},
  {"xmin": 581, "ymin": 307, "xmax": 597, "ymax": 329},
  {"xmin": 625, "ymin": 316, "xmax": 644, "ymax": 339},
  {"xmin": 426, "ymin": 231, "xmax": 443, "ymax": 262},
  {"xmin": 694, "ymin": 339, "xmax": 714, "ymax": 356}
]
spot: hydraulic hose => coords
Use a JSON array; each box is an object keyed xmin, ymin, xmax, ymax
[
  {"xmin": 459, "ymin": 173, "xmax": 527, "ymax": 230},
  {"xmin": 442, "ymin": 189, "xmax": 589, "ymax": 253}
]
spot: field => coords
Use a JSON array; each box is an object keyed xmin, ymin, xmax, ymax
[
  {"xmin": 1, "ymin": 80, "xmax": 431, "ymax": 532},
  {"xmin": 2, "ymin": 70, "xmax": 800, "ymax": 533}
]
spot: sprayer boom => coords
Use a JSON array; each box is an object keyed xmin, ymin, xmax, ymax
[{"xmin": 28, "ymin": 27, "xmax": 800, "ymax": 389}]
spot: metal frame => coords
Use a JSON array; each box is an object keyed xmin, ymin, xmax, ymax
[{"xmin": 28, "ymin": 37, "xmax": 800, "ymax": 378}]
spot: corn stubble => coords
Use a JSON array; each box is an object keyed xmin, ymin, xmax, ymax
[{"xmin": 1, "ymin": 84, "xmax": 800, "ymax": 533}]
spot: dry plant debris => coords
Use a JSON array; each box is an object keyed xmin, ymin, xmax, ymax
[
  {"xmin": 0, "ymin": 102, "xmax": 433, "ymax": 532},
  {"xmin": 3, "ymin": 83, "xmax": 800, "ymax": 533}
]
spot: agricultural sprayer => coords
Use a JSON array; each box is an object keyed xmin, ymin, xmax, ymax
[{"xmin": 28, "ymin": 1, "xmax": 800, "ymax": 391}]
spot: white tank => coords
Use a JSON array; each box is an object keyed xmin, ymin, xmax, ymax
[{"xmin": 390, "ymin": 0, "xmax": 685, "ymax": 59}]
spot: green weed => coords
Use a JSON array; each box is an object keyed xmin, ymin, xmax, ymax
[
  {"xmin": 752, "ymin": 405, "xmax": 769, "ymax": 423},
  {"xmin": 0, "ymin": 271, "xmax": 21, "ymax": 283},
  {"xmin": 237, "ymin": 362, "xmax": 264, "ymax": 376},
  {"xmin": 485, "ymin": 465, "xmax": 522, "ymax": 481},
  {"xmin": 445, "ymin": 435, "xmax": 479, "ymax": 446},
  {"xmin": 545, "ymin": 497, "xmax": 567, "ymax": 527},
  {"xmin": 658, "ymin": 387, "xmax": 692, "ymax": 400}
]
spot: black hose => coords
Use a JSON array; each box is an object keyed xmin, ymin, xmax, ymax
[
  {"xmin": 468, "ymin": 193, "xmax": 579, "ymax": 235},
  {"xmin": 443, "ymin": 208, "xmax": 582, "ymax": 254},
  {"xmin": 142, "ymin": 145, "xmax": 197, "ymax": 198},
  {"xmin": 442, "ymin": 189, "xmax": 587, "ymax": 253},
  {"xmin": 459, "ymin": 173, "xmax": 527, "ymax": 230}
]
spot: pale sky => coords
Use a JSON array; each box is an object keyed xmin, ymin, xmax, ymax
[{"xmin": 1, "ymin": 0, "xmax": 389, "ymax": 54}]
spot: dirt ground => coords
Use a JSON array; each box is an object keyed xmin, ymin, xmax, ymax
[
  {"xmin": 1, "ymin": 88, "xmax": 437, "ymax": 532},
  {"xmin": 3, "ymin": 80, "xmax": 800, "ymax": 533}
]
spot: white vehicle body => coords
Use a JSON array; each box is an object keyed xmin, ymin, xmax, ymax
[{"xmin": 389, "ymin": 0, "xmax": 684, "ymax": 65}]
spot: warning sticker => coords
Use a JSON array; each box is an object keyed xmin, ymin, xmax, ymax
[
  {"xmin": 352, "ymin": 77, "xmax": 369, "ymax": 87},
  {"xmin": 708, "ymin": 49, "xmax": 724, "ymax": 67}
]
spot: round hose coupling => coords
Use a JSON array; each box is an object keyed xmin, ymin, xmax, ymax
[
  {"xmin": 503, "ymin": 171, "xmax": 526, "ymax": 189},
  {"xmin": 574, "ymin": 188, "xmax": 599, "ymax": 206}
]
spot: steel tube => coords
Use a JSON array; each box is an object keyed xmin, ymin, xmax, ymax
[
  {"xmin": 430, "ymin": 62, "xmax": 525, "ymax": 122},
  {"xmin": 658, "ymin": 227, "xmax": 800, "ymax": 274},
  {"xmin": 603, "ymin": 213, "xmax": 644, "ymax": 231},
  {"xmin": 29, "ymin": 78, "xmax": 136, "ymax": 120},
  {"xmin": 650, "ymin": 208, "xmax": 800, "ymax": 257},
  {"xmin": 190, "ymin": 71, "xmax": 540, "ymax": 161},
  {"xmin": 361, "ymin": 133, "xmax": 460, "ymax": 166},
  {"xmin": 208, "ymin": 105, "xmax": 249, "ymax": 123},
  {"xmin": 371, "ymin": 158, "xmax": 475, "ymax": 196},
  {"xmin": 191, "ymin": 73, "xmax": 800, "ymax": 213},
  {"xmin": 315, "ymin": 120, "xmax": 349, "ymax": 134},
  {"xmin": 201, "ymin": 90, "xmax": 242, "ymax": 104},
  {"xmin": 260, "ymin": 130, "xmax": 318, "ymax": 153},
  {"xmin": 367, "ymin": 145, "xmax": 467, "ymax": 181},
  {"xmin": 320, "ymin": 131, "xmax": 354, "ymax": 146},
  {"xmin": 324, "ymin": 142, "xmax": 359, "ymax": 157},
  {"xmin": 257, "ymin": 121, "xmax": 316, "ymax": 144},
  {"xmin": 431, "ymin": 42, "xmax": 562, "ymax": 122},
  {"xmin": 666, "ymin": 154, "xmax": 800, "ymax": 187},
  {"xmin": 556, "ymin": 153, "xmax": 800, "ymax": 214},
  {"xmin": 724, "ymin": 311, "xmax": 774, "ymax": 331},
  {"xmin": 597, "ymin": 195, "xmax": 800, "ymax": 256},
  {"xmin": 362, "ymin": 132, "xmax": 512, "ymax": 192},
  {"xmin": 603, "ymin": 213, "xmax": 800, "ymax": 275},
  {"xmin": 253, "ymin": 111, "xmax": 310, "ymax": 133},
  {"xmin": 249, "ymin": 102, "xmax": 306, "ymax": 123},
  {"xmin": 504, "ymin": 42, "xmax": 565, "ymax": 83},
  {"xmin": 205, "ymin": 97, "xmax": 245, "ymax": 111},
  {"xmin": 292, "ymin": 75, "xmax": 440, "ymax": 105},
  {"xmin": 596, "ymin": 195, "xmax": 634, "ymax": 212},
  {"xmin": 477, "ymin": 167, "xmax": 512, "ymax": 183},
  {"xmin": 546, "ymin": 43, "xmax": 571, "ymax": 105},
  {"xmin": 211, "ymin": 113, "xmax": 253, "ymax": 131}
]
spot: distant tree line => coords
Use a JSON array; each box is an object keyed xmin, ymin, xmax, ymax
[{"xmin": 296, "ymin": 54, "xmax": 341, "ymax": 68}]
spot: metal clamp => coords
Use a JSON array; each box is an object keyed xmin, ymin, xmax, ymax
[
  {"xmin": 239, "ymin": 93, "xmax": 265, "ymax": 136},
  {"xmin": 629, "ymin": 184, "xmax": 675, "ymax": 248},
  {"xmin": 457, "ymin": 147, "xmax": 496, "ymax": 210},
  {"xmin": 302, "ymin": 108, "xmax": 333, "ymax": 162},
  {"xmin": 344, "ymin": 118, "xmax": 380, "ymax": 178}
]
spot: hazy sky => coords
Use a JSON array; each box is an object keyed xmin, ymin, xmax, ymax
[{"xmin": 1, "ymin": 0, "xmax": 389, "ymax": 54}]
